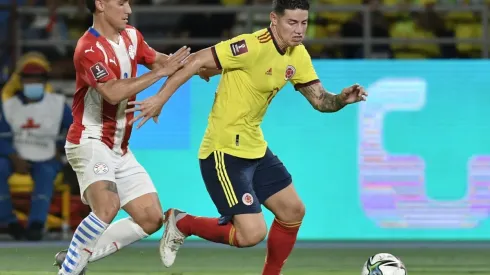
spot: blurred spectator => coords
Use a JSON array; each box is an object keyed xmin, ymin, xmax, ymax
[
  {"xmin": 341, "ymin": 0, "xmax": 392, "ymax": 58},
  {"xmin": 0, "ymin": 52, "xmax": 72, "ymax": 241},
  {"xmin": 389, "ymin": 0, "xmax": 451, "ymax": 59},
  {"xmin": 308, "ymin": 0, "xmax": 362, "ymax": 57},
  {"xmin": 172, "ymin": 0, "xmax": 239, "ymax": 51},
  {"xmin": 231, "ymin": 0, "xmax": 270, "ymax": 37},
  {"xmin": 443, "ymin": 0, "xmax": 482, "ymax": 57}
]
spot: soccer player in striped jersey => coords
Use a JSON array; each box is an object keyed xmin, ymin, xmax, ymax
[
  {"xmin": 53, "ymin": 0, "xmax": 190, "ymax": 274},
  {"xmin": 129, "ymin": 0, "xmax": 367, "ymax": 274}
]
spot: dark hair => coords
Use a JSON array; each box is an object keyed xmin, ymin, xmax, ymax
[
  {"xmin": 272, "ymin": 0, "xmax": 310, "ymax": 15},
  {"xmin": 86, "ymin": 0, "xmax": 96, "ymax": 13}
]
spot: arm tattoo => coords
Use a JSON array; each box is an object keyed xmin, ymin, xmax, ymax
[
  {"xmin": 105, "ymin": 182, "xmax": 118, "ymax": 194},
  {"xmin": 298, "ymin": 84, "xmax": 346, "ymax": 113}
]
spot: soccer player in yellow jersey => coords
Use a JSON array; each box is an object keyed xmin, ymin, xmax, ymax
[{"xmin": 128, "ymin": 0, "xmax": 367, "ymax": 274}]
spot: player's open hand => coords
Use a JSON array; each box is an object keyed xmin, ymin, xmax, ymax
[
  {"xmin": 340, "ymin": 84, "xmax": 368, "ymax": 104},
  {"xmin": 162, "ymin": 46, "xmax": 191, "ymax": 76},
  {"xmin": 126, "ymin": 95, "xmax": 166, "ymax": 129}
]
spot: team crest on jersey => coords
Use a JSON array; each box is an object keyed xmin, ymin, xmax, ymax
[
  {"xmin": 128, "ymin": 45, "xmax": 136, "ymax": 60},
  {"xmin": 242, "ymin": 193, "xmax": 254, "ymax": 206},
  {"xmin": 93, "ymin": 162, "xmax": 109, "ymax": 175},
  {"xmin": 285, "ymin": 65, "xmax": 296, "ymax": 80},
  {"xmin": 230, "ymin": 40, "xmax": 248, "ymax": 56}
]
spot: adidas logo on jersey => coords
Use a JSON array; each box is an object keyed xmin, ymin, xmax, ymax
[{"xmin": 265, "ymin": 68, "xmax": 272, "ymax": 75}]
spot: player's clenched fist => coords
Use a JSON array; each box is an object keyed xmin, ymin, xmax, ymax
[{"xmin": 339, "ymin": 83, "xmax": 368, "ymax": 104}]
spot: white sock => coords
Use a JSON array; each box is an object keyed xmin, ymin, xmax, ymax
[
  {"xmin": 88, "ymin": 217, "xmax": 149, "ymax": 262},
  {"xmin": 59, "ymin": 212, "xmax": 108, "ymax": 275}
]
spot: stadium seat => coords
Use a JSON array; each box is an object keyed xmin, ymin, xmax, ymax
[
  {"xmin": 390, "ymin": 19, "xmax": 441, "ymax": 58},
  {"xmin": 316, "ymin": 0, "xmax": 362, "ymax": 34},
  {"xmin": 455, "ymin": 23, "xmax": 482, "ymax": 57},
  {"xmin": 7, "ymin": 173, "xmax": 71, "ymax": 236}
]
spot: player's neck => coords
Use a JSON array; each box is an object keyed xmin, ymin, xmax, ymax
[
  {"xmin": 92, "ymin": 18, "xmax": 121, "ymax": 43},
  {"xmin": 269, "ymin": 26, "xmax": 288, "ymax": 52}
]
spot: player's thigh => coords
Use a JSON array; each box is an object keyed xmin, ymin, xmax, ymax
[
  {"xmin": 199, "ymin": 151, "xmax": 262, "ymax": 220},
  {"xmin": 115, "ymin": 150, "xmax": 158, "ymax": 207},
  {"xmin": 254, "ymin": 148, "xmax": 305, "ymax": 222},
  {"xmin": 117, "ymin": 151, "xmax": 162, "ymax": 233},
  {"xmin": 263, "ymin": 184, "xmax": 305, "ymax": 223},
  {"xmin": 66, "ymin": 140, "xmax": 120, "ymax": 222},
  {"xmin": 200, "ymin": 151, "xmax": 266, "ymax": 246}
]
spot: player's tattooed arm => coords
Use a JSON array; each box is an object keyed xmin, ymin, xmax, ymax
[{"xmin": 297, "ymin": 82, "xmax": 346, "ymax": 113}]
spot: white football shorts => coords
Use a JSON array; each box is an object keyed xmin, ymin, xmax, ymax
[{"xmin": 65, "ymin": 139, "xmax": 157, "ymax": 207}]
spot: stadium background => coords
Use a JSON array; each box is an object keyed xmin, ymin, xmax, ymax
[
  {"xmin": 1, "ymin": 1, "xmax": 490, "ymax": 274},
  {"xmin": 131, "ymin": 61, "xmax": 490, "ymax": 241}
]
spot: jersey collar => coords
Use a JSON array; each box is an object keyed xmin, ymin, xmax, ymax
[
  {"xmin": 88, "ymin": 27, "xmax": 100, "ymax": 38},
  {"xmin": 268, "ymin": 27, "xmax": 286, "ymax": 56}
]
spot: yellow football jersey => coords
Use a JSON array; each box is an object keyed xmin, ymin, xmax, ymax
[{"xmin": 198, "ymin": 28, "xmax": 319, "ymax": 159}]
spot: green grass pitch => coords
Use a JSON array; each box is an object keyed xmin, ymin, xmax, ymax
[{"xmin": 0, "ymin": 241, "xmax": 489, "ymax": 274}]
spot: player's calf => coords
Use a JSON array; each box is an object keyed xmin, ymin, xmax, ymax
[
  {"xmin": 87, "ymin": 193, "xmax": 163, "ymax": 263},
  {"xmin": 57, "ymin": 181, "xmax": 119, "ymax": 275},
  {"xmin": 262, "ymin": 184, "xmax": 305, "ymax": 275}
]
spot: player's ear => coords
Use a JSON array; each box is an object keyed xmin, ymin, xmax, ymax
[
  {"xmin": 94, "ymin": 0, "xmax": 105, "ymax": 12},
  {"xmin": 270, "ymin": 11, "xmax": 278, "ymax": 26}
]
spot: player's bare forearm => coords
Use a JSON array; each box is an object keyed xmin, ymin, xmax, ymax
[
  {"xmin": 156, "ymin": 48, "xmax": 217, "ymax": 102},
  {"xmin": 155, "ymin": 58, "xmax": 199, "ymax": 102},
  {"xmin": 98, "ymin": 67, "xmax": 168, "ymax": 105},
  {"xmin": 298, "ymin": 82, "xmax": 346, "ymax": 113},
  {"xmin": 197, "ymin": 67, "xmax": 222, "ymax": 77},
  {"xmin": 145, "ymin": 52, "xmax": 169, "ymax": 70}
]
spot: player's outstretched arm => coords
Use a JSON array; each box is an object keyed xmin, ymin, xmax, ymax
[
  {"xmin": 197, "ymin": 67, "xmax": 222, "ymax": 82},
  {"xmin": 96, "ymin": 46, "xmax": 190, "ymax": 105},
  {"xmin": 143, "ymin": 52, "xmax": 170, "ymax": 70},
  {"xmin": 125, "ymin": 48, "xmax": 218, "ymax": 128},
  {"xmin": 155, "ymin": 47, "xmax": 218, "ymax": 102},
  {"xmin": 298, "ymin": 82, "xmax": 367, "ymax": 113}
]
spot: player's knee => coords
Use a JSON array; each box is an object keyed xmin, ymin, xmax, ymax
[
  {"xmin": 237, "ymin": 226, "xmax": 267, "ymax": 247},
  {"xmin": 92, "ymin": 204, "xmax": 119, "ymax": 224},
  {"xmin": 136, "ymin": 214, "xmax": 164, "ymax": 235},
  {"xmin": 235, "ymin": 218, "xmax": 267, "ymax": 247},
  {"xmin": 132, "ymin": 206, "xmax": 164, "ymax": 234},
  {"xmin": 277, "ymin": 200, "xmax": 306, "ymax": 223},
  {"xmin": 85, "ymin": 181, "xmax": 121, "ymax": 223},
  {"xmin": 289, "ymin": 200, "xmax": 306, "ymax": 221}
]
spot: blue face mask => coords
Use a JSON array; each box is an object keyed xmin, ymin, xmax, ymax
[{"xmin": 23, "ymin": 83, "xmax": 45, "ymax": 100}]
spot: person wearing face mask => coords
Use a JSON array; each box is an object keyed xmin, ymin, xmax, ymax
[{"xmin": 0, "ymin": 52, "xmax": 73, "ymax": 241}]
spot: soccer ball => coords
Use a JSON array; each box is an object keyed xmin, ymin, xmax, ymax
[{"xmin": 361, "ymin": 253, "xmax": 407, "ymax": 275}]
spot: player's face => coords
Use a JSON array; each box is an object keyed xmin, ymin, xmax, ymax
[
  {"xmin": 100, "ymin": 0, "xmax": 132, "ymax": 31},
  {"xmin": 273, "ymin": 9, "xmax": 309, "ymax": 47}
]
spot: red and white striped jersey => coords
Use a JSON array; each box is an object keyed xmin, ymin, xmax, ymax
[{"xmin": 67, "ymin": 25, "xmax": 156, "ymax": 155}]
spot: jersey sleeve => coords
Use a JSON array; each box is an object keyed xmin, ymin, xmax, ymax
[
  {"xmin": 211, "ymin": 34, "xmax": 260, "ymax": 70},
  {"xmin": 135, "ymin": 28, "xmax": 157, "ymax": 65},
  {"xmin": 76, "ymin": 43, "xmax": 117, "ymax": 88},
  {"xmin": 290, "ymin": 46, "xmax": 320, "ymax": 90}
]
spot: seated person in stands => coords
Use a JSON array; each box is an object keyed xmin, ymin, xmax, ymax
[{"xmin": 0, "ymin": 52, "xmax": 72, "ymax": 241}]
